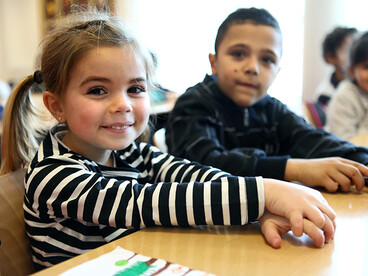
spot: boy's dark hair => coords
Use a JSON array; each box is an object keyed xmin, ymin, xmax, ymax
[
  {"xmin": 214, "ymin": 7, "xmax": 281, "ymax": 54},
  {"xmin": 350, "ymin": 31, "xmax": 368, "ymax": 68},
  {"xmin": 322, "ymin": 27, "xmax": 357, "ymax": 61}
]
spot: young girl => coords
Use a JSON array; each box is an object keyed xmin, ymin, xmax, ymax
[
  {"xmin": 0, "ymin": 9, "xmax": 335, "ymax": 270},
  {"xmin": 326, "ymin": 32, "xmax": 368, "ymax": 140}
]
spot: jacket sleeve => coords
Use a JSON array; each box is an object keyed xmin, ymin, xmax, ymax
[
  {"xmin": 24, "ymin": 150, "xmax": 264, "ymax": 233},
  {"xmin": 275, "ymin": 98, "xmax": 368, "ymax": 165},
  {"xmin": 166, "ymin": 91, "xmax": 289, "ymax": 180}
]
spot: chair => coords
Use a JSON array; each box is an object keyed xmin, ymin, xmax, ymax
[
  {"xmin": 0, "ymin": 168, "xmax": 34, "ymax": 275},
  {"xmin": 153, "ymin": 128, "xmax": 168, "ymax": 153},
  {"xmin": 303, "ymin": 101, "xmax": 326, "ymax": 128}
]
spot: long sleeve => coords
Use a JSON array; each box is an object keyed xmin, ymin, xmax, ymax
[{"xmin": 24, "ymin": 128, "xmax": 264, "ymax": 267}]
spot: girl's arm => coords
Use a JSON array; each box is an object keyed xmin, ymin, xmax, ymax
[{"xmin": 25, "ymin": 152, "xmax": 264, "ymax": 230}]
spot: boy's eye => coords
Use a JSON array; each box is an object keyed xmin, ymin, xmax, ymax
[
  {"xmin": 128, "ymin": 85, "xmax": 146, "ymax": 94},
  {"xmin": 231, "ymin": 51, "xmax": 245, "ymax": 58},
  {"xmin": 87, "ymin": 87, "xmax": 106, "ymax": 95},
  {"xmin": 262, "ymin": 56, "xmax": 276, "ymax": 64}
]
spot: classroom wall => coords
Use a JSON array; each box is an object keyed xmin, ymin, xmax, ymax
[
  {"xmin": 0, "ymin": 0, "xmax": 354, "ymax": 105},
  {"xmin": 0, "ymin": 0, "xmax": 42, "ymax": 82},
  {"xmin": 302, "ymin": 0, "xmax": 346, "ymax": 102}
]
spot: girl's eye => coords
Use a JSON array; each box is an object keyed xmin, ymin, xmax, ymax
[
  {"xmin": 87, "ymin": 87, "xmax": 106, "ymax": 95},
  {"xmin": 128, "ymin": 86, "xmax": 146, "ymax": 94}
]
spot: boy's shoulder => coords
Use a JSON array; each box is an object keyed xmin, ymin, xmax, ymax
[
  {"xmin": 173, "ymin": 75, "xmax": 228, "ymax": 111},
  {"xmin": 184, "ymin": 74, "xmax": 220, "ymax": 98}
]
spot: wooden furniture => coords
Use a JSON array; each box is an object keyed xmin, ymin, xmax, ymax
[
  {"xmin": 32, "ymin": 188, "xmax": 368, "ymax": 276},
  {"xmin": 350, "ymin": 133, "xmax": 368, "ymax": 147},
  {"xmin": 0, "ymin": 169, "xmax": 34, "ymax": 276}
]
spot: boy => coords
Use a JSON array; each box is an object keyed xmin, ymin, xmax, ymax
[
  {"xmin": 314, "ymin": 26, "xmax": 357, "ymax": 108},
  {"xmin": 166, "ymin": 8, "xmax": 368, "ymax": 193}
]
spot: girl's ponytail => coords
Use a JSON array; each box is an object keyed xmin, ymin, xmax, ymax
[{"xmin": 0, "ymin": 75, "xmax": 48, "ymax": 175}]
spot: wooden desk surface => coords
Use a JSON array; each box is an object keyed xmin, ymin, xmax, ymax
[
  {"xmin": 350, "ymin": 133, "xmax": 368, "ymax": 147},
  {"xmin": 33, "ymin": 188, "xmax": 368, "ymax": 276}
]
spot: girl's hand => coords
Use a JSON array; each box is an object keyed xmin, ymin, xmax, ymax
[
  {"xmin": 285, "ymin": 157, "xmax": 368, "ymax": 192},
  {"xmin": 259, "ymin": 211, "xmax": 335, "ymax": 248},
  {"xmin": 263, "ymin": 179, "xmax": 336, "ymax": 242}
]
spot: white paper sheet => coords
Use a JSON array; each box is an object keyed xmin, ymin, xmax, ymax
[{"xmin": 60, "ymin": 246, "xmax": 215, "ymax": 276}]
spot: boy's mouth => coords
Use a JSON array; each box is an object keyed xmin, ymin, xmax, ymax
[{"xmin": 237, "ymin": 81, "xmax": 257, "ymax": 89}]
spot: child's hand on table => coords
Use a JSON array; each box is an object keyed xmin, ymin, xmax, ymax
[
  {"xmin": 261, "ymin": 179, "xmax": 336, "ymax": 248},
  {"xmin": 285, "ymin": 157, "xmax": 368, "ymax": 192}
]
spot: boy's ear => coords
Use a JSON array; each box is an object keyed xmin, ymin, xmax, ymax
[
  {"xmin": 209, "ymin": 53, "xmax": 217, "ymax": 75},
  {"xmin": 43, "ymin": 91, "xmax": 64, "ymax": 122}
]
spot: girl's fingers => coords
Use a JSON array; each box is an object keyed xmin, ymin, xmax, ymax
[
  {"xmin": 260, "ymin": 219, "xmax": 283, "ymax": 249},
  {"xmin": 302, "ymin": 219, "xmax": 325, "ymax": 248},
  {"xmin": 302, "ymin": 214, "xmax": 335, "ymax": 248},
  {"xmin": 289, "ymin": 212, "xmax": 304, "ymax": 237},
  {"xmin": 322, "ymin": 214, "xmax": 336, "ymax": 243}
]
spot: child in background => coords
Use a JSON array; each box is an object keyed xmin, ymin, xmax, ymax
[
  {"xmin": 0, "ymin": 8, "xmax": 335, "ymax": 270},
  {"xmin": 166, "ymin": 8, "xmax": 368, "ymax": 193},
  {"xmin": 326, "ymin": 32, "xmax": 368, "ymax": 140},
  {"xmin": 314, "ymin": 26, "xmax": 357, "ymax": 109}
]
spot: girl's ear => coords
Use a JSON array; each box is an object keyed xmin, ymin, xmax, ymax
[
  {"xmin": 43, "ymin": 91, "xmax": 65, "ymax": 123},
  {"xmin": 209, "ymin": 53, "xmax": 217, "ymax": 75}
]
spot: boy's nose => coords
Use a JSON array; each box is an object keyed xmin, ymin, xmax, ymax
[{"xmin": 243, "ymin": 56, "xmax": 260, "ymax": 75}]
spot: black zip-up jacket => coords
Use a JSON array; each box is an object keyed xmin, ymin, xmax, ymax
[{"xmin": 166, "ymin": 74, "xmax": 368, "ymax": 180}]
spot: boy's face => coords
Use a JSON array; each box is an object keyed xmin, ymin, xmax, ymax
[{"xmin": 209, "ymin": 23, "xmax": 282, "ymax": 107}]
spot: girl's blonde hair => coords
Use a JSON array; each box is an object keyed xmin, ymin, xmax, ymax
[{"xmin": 0, "ymin": 7, "xmax": 155, "ymax": 175}]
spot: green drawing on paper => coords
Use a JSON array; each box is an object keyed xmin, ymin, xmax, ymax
[
  {"xmin": 115, "ymin": 259, "xmax": 129, "ymax": 266},
  {"xmin": 114, "ymin": 261, "xmax": 152, "ymax": 276}
]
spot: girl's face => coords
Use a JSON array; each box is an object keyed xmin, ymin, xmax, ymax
[
  {"xmin": 58, "ymin": 47, "xmax": 150, "ymax": 163},
  {"xmin": 351, "ymin": 60, "xmax": 368, "ymax": 93}
]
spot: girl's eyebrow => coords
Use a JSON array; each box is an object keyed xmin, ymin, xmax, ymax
[
  {"xmin": 131, "ymin": 77, "xmax": 147, "ymax": 84},
  {"xmin": 80, "ymin": 76, "xmax": 147, "ymax": 86},
  {"xmin": 80, "ymin": 76, "xmax": 110, "ymax": 86}
]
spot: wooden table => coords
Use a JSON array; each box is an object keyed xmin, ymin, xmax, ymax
[
  {"xmin": 32, "ymin": 188, "xmax": 368, "ymax": 276},
  {"xmin": 350, "ymin": 133, "xmax": 368, "ymax": 147}
]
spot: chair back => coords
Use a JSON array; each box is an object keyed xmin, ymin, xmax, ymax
[{"xmin": 0, "ymin": 168, "xmax": 34, "ymax": 276}]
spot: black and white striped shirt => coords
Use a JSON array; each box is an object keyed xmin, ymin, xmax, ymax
[{"xmin": 24, "ymin": 126, "xmax": 264, "ymax": 268}]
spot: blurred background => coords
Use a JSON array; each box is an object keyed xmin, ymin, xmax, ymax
[{"xmin": 0, "ymin": 0, "xmax": 367, "ymax": 114}]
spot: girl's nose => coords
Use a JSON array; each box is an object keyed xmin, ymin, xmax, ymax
[{"xmin": 111, "ymin": 93, "xmax": 132, "ymax": 113}]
